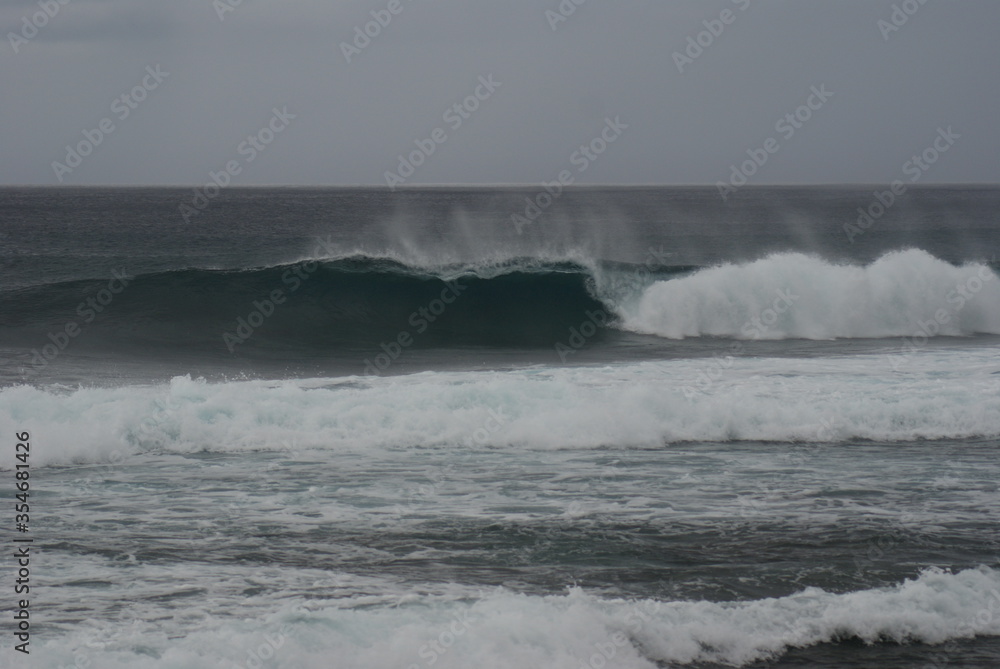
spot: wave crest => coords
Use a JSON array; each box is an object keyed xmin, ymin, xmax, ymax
[{"xmin": 2, "ymin": 250, "xmax": 997, "ymax": 353}]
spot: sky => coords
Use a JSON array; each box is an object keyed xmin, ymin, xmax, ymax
[{"xmin": 1, "ymin": 0, "xmax": 998, "ymax": 186}]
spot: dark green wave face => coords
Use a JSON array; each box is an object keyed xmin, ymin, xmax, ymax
[{"xmin": 0, "ymin": 257, "xmax": 671, "ymax": 353}]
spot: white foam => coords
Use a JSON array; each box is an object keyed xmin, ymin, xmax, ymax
[
  {"xmin": 3, "ymin": 347, "xmax": 999, "ymax": 467},
  {"xmin": 616, "ymin": 249, "xmax": 1000, "ymax": 339},
  {"xmin": 11, "ymin": 567, "xmax": 1000, "ymax": 668}
]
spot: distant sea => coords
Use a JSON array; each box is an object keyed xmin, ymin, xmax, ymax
[{"xmin": 1, "ymin": 186, "xmax": 999, "ymax": 668}]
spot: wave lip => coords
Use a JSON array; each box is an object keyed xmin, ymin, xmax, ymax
[{"xmin": 618, "ymin": 249, "xmax": 1000, "ymax": 340}]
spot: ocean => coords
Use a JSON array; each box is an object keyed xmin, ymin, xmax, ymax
[{"xmin": 1, "ymin": 185, "xmax": 999, "ymax": 668}]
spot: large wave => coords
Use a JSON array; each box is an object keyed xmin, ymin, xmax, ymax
[
  {"xmin": 0, "ymin": 255, "xmax": 625, "ymax": 351},
  {"xmin": 1, "ymin": 249, "xmax": 997, "ymax": 354}
]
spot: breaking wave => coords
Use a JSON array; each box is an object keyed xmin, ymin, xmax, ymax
[{"xmin": 0, "ymin": 250, "xmax": 996, "ymax": 355}]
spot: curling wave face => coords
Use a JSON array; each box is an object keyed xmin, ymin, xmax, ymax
[{"xmin": 1, "ymin": 249, "xmax": 997, "ymax": 358}]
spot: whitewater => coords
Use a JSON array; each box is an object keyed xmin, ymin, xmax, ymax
[
  {"xmin": 614, "ymin": 249, "xmax": 1000, "ymax": 340},
  {"xmin": 3, "ymin": 347, "xmax": 1000, "ymax": 468}
]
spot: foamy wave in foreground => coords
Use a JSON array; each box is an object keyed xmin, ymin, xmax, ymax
[
  {"xmin": 12, "ymin": 567, "xmax": 1000, "ymax": 668},
  {"xmin": 3, "ymin": 348, "xmax": 999, "ymax": 467},
  {"xmin": 618, "ymin": 249, "xmax": 1000, "ymax": 339}
]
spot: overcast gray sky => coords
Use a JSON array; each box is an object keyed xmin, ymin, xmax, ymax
[{"xmin": 1, "ymin": 0, "xmax": 997, "ymax": 186}]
